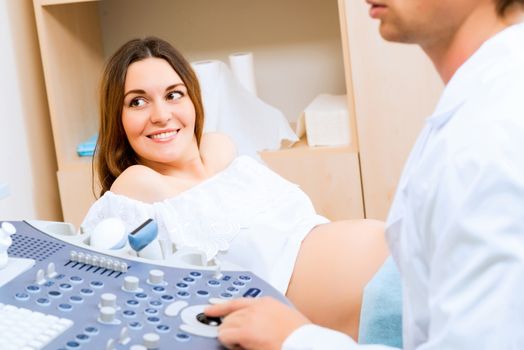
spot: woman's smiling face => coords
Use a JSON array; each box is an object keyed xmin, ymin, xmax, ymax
[{"xmin": 122, "ymin": 57, "xmax": 198, "ymax": 170}]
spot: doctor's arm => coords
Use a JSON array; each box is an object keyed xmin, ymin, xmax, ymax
[{"xmin": 205, "ymin": 298, "xmax": 395, "ymax": 350}]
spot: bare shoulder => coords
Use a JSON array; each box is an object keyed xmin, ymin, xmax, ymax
[
  {"xmin": 200, "ymin": 132, "xmax": 237, "ymax": 172},
  {"xmin": 110, "ymin": 165, "xmax": 166, "ymax": 203}
]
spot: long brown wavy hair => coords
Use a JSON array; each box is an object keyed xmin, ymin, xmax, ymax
[
  {"xmin": 94, "ymin": 37, "xmax": 204, "ymax": 197},
  {"xmin": 496, "ymin": 0, "xmax": 524, "ymax": 15}
]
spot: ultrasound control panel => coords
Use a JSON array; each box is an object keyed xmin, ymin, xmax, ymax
[{"xmin": 0, "ymin": 221, "xmax": 290, "ymax": 350}]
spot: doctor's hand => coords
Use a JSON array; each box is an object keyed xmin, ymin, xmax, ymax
[{"xmin": 205, "ymin": 296, "xmax": 311, "ymax": 350}]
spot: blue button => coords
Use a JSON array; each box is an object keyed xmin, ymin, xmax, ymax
[
  {"xmin": 160, "ymin": 294, "xmax": 174, "ymax": 302},
  {"xmin": 156, "ymin": 324, "xmax": 171, "ymax": 333},
  {"xmin": 84, "ymin": 326, "xmax": 99, "ymax": 335},
  {"xmin": 207, "ymin": 280, "xmax": 221, "ymax": 287},
  {"xmin": 75, "ymin": 334, "xmax": 90, "ymax": 343},
  {"xmin": 55, "ymin": 274, "xmax": 66, "ymax": 280},
  {"xmin": 69, "ymin": 295, "xmax": 84, "ymax": 304},
  {"xmin": 175, "ymin": 333, "xmax": 191, "ymax": 342},
  {"xmin": 221, "ymin": 275, "xmax": 232, "ymax": 281},
  {"xmin": 144, "ymin": 308, "xmax": 158, "ymax": 315},
  {"xmin": 135, "ymin": 293, "xmax": 148, "ymax": 300},
  {"xmin": 196, "ymin": 290, "xmax": 210, "ymax": 297},
  {"xmin": 123, "ymin": 310, "xmax": 136, "ymax": 318},
  {"xmin": 182, "ymin": 277, "xmax": 195, "ymax": 284},
  {"xmin": 220, "ymin": 292, "xmax": 233, "ymax": 299},
  {"xmin": 15, "ymin": 292, "xmax": 30, "ymax": 301},
  {"xmin": 43, "ymin": 281, "xmax": 55, "ymax": 287},
  {"xmin": 146, "ymin": 316, "xmax": 160, "ymax": 324},
  {"xmin": 126, "ymin": 299, "xmax": 139, "ymax": 307},
  {"xmin": 26, "ymin": 285, "xmax": 41, "ymax": 293},
  {"xmin": 80, "ymin": 288, "xmax": 94, "ymax": 296},
  {"xmin": 128, "ymin": 321, "xmax": 143, "ymax": 330},
  {"xmin": 48, "ymin": 290, "xmax": 62, "ymax": 299},
  {"xmin": 152, "ymin": 286, "xmax": 166, "ymax": 293},
  {"xmin": 176, "ymin": 291, "xmax": 190, "ymax": 299},
  {"xmin": 239, "ymin": 275, "xmax": 252, "ymax": 282},
  {"xmin": 243, "ymin": 288, "xmax": 262, "ymax": 298},
  {"xmin": 232, "ymin": 281, "xmax": 246, "ymax": 287},
  {"xmin": 58, "ymin": 303, "xmax": 73, "ymax": 312},
  {"xmin": 59, "ymin": 283, "xmax": 73, "ymax": 291},
  {"xmin": 70, "ymin": 276, "xmax": 84, "ymax": 284},
  {"xmin": 36, "ymin": 298, "xmax": 50, "ymax": 306},
  {"xmin": 175, "ymin": 282, "xmax": 188, "ymax": 289},
  {"xmin": 226, "ymin": 287, "xmax": 239, "ymax": 294},
  {"xmin": 189, "ymin": 271, "xmax": 202, "ymax": 278},
  {"xmin": 66, "ymin": 340, "xmax": 81, "ymax": 349},
  {"xmin": 149, "ymin": 300, "xmax": 162, "ymax": 308},
  {"xmin": 90, "ymin": 281, "xmax": 104, "ymax": 288}
]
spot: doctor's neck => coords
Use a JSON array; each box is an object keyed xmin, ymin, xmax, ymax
[{"xmin": 423, "ymin": 3, "xmax": 524, "ymax": 84}]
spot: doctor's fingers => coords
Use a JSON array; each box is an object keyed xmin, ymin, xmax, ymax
[
  {"xmin": 217, "ymin": 309, "xmax": 257, "ymax": 349},
  {"xmin": 217, "ymin": 297, "xmax": 310, "ymax": 350},
  {"xmin": 205, "ymin": 296, "xmax": 258, "ymax": 317}
]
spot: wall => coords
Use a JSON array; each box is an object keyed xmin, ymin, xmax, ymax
[
  {"xmin": 0, "ymin": 0, "xmax": 61, "ymax": 221},
  {"xmin": 343, "ymin": 0, "xmax": 443, "ymax": 219},
  {"xmin": 99, "ymin": 0, "xmax": 346, "ymax": 122}
]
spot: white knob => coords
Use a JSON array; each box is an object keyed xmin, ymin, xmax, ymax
[
  {"xmin": 77, "ymin": 252, "xmax": 85, "ymax": 263},
  {"xmin": 35, "ymin": 268, "xmax": 46, "ymax": 284},
  {"xmin": 123, "ymin": 276, "xmax": 139, "ymax": 292},
  {"xmin": 1, "ymin": 222, "xmax": 16, "ymax": 235},
  {"xmin": 46, "ymin": 262, "xmax": 57, "ymax": 278},
  {"xmin": 143, "ymin": 332, "xmax": 160, "ymax": 349},
  {"xmin": 130, "ymin": 345, "xmax": 147, "ymax": 350},
  {"xmin": 119, "ymin": 262, "xmax": 128, "ymax": 273},
  {"xmin": 100, "ymin": 306, "xmax": 116, "ymax": 323},
  {"xmin": 106, "ymin": 338, "xmax": 116, "ymax": 350},
  {"xmin": 100, "ymin": 293, "xmax": 117, "ymax": 308},
  {"xmin": 119, "ymin": 327, "xmax": 130, "ymax": 345},
  {"xmin": 212, "ymin": 257, "xmax": 223, "ymax": 279},
  {"xmin": 148, "ymin": 269, "xmax": 164, "ymax": 284},
  {"xmin": 70, "ymin": 251, "xmax": 78, "ymax": 261}
]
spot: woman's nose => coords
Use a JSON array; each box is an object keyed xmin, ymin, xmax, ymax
[{"xmin": 150, "ymin": 101, "xmax": 171, "ymax": 124}]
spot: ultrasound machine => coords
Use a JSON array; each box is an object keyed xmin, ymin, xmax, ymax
[{"xmin": 0, "ymin": 217, "xmax": 289, "ymax": 350}]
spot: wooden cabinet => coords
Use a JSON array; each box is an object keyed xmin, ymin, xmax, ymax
[
  {"xmin": 338, "ymin": 0, "xmax": 443, "ymax": 219},
  {"xmin": 33, "ymin": 0, "xmax": 441, "ymax": 227}
]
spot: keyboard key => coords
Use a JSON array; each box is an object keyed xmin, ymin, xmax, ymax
[{"xmin": 0, "ymin": 303, "xmax": 73, "ymax": 349}]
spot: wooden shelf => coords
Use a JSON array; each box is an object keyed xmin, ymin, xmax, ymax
[
  {"xmin": 39, "ymin": 0, "xmax": 99, "ymax": 6},
  {"xmin": 267, "ymin": 138, "xmax": 356, "ymax": 157},
  {"xmin": 33, "ymin": 0, "xmax": 366, "ymax": 226},
  {"xmin": 261, "ymin": 140, "xmax": 363, "ymax": 221}
]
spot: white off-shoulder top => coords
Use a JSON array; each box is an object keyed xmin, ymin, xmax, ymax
[{"xmin": 81, "ymin": 155, "xmax": 329, "ymax": 293}]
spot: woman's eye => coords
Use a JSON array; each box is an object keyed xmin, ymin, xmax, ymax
[
  {"xmin": 129, "ymin": 98, "xmax": 146, "ymax": 107},
  {"xmin": 167, "ymin": 91, "xmax": 183, "ymax": 100}
]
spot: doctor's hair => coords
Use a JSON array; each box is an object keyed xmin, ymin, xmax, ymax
[
  {"xmin": 496, "ymin": 0, "xmax": 524, "ymax": 15},
  {"xmin": 94, "ymin": 36, "xmax": 205, "ymax": 197}
]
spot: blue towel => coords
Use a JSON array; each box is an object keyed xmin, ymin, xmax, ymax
[
  {"xmin": 358, "ymin": 255, "xmax": 403, "ymax": 348},
  {"xmin": 76, "ymin": 134, "xmax": 98, "ymax": 157}
]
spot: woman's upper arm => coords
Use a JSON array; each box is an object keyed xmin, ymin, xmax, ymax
[
  {"xmin": 110, "ymin": 165, "xmax": 164, "ymax": 202},
  {"xmin": 200, "ymin": 132, "xmax": 237, "ymax": 168}
]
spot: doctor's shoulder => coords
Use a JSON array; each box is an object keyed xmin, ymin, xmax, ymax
[
  {"xmin": 200, "ymin": 132, "xmax": 237, "ymax": 172},
  {"xmin": 110, "ymin": 164, "xmax": 166, "ymax": 203}
]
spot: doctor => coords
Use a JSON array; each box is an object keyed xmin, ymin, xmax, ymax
[{"xmin": 205, "ymin": 0, "xmax": 524, "ymax": 349}]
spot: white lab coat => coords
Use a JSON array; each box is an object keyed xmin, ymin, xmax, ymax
[{"xmin": 283, "ymin": 23, "xmax": 524, "ymax": 350}]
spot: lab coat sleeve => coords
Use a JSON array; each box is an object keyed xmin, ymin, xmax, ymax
[
  {"xmin": 418, "ymin": 122, "xmax": 524, "ymax": 349},
  {"xmin": 283, "ymin": 324, "xmax": 398, "ymax": 350}
]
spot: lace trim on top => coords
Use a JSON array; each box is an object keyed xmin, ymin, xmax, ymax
[{"xmin": 81, "ymin": 156, "xmax": 301, "ymax": 261}]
